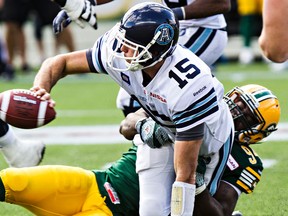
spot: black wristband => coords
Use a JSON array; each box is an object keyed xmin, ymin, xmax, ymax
[{"xmin": 172, "ymin": 7, "xmax": 185, "ymax": 20}]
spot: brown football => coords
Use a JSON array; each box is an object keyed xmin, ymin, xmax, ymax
[{"xmin": 0, "ymin": 89, "xmax": 56, "ymax": 129}]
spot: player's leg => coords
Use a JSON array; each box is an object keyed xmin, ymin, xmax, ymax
[
  {"xmin": 193, "ymin": 130, "xmax": 234, "ymax": 216},
  {"xmin": 135, "ymin": 135, "xmax": 175, "ymax": 216},
  {"xmin": 0, "ymin": 120, "xmax": 45, "ymax": 167},
  {"xmin": 0, "ymin": 165, "xmax": 112, "ymax": 216},
  {"xmin": 0, "ymin": 36, "xmax": 15, "ymax": 80},
  {"xmin": 178, "ymin": 26, "xmax": 228, "ymax": 67},
  {"xmin": 237, "ymin": 0, "xmax": 259, "ymax": 64},
  {"xmin": 1, "ymin": 0, "xmax": 31, "ymax": 70}
]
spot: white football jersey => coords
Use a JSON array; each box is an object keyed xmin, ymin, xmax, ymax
[
  {"xmin": 161, "ymin": 0, "xmax": 227, "ymax": 29},
  {"xmin": 88, "ymin": 26, "xmax": 233, "ymax": 155}
]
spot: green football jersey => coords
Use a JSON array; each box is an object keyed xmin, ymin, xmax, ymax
[
  {"xmin": 223, "ymin": 142, "xmax": 263, "ymax": 194},
  {"xmin": 93, "ymin": 145, "xmax": 139, "ymax": 216}
]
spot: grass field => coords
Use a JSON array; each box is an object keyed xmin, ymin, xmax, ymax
[{"xmin": 0, "ymin": 62, "xmax": 288, "ymax": 215}]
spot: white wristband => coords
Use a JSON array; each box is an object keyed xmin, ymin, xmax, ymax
[{"xmin": 171, "ymin": 181, "xmax": 195, "ymax": 216}]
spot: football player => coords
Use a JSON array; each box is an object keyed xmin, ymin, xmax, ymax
[
  {"xmin": 53, "ymin": 0, "xmax": 231, "ymax": 130},
  {"xmin": 0, "ymin": 84, "xmax": 281, "ymax": 215},
  {"xmin": 53, "ymin": 0, "xmax": 230, "ymax": 67},
  {"xmin": 53, "ymin": 0, "xmax": 232, "ymax": 214},
  {"xmin": 32, "ymin": 3, "xmax": 234, "ymax": 215},
  {"xmin": 0, "ymin": 120, "xmax": 45, "ymax": 168}
]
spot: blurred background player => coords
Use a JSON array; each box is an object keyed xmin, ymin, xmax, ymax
[
  {"xmin": 237, "ymin": 0, "xmax": 263, "ymax": 65},
  {"xmin": 1, "ymin": 0, "xmax": 76, "ymax": 74},
  {"xmin": 1, "ymin": 0, "xmax": 32, "ymax": 73},
  {"xmin": 0, "ymin": 119, "xmax": 45, "ymax": 168},
  {"xmin": 33, "ymin": 0, "xmax": 75, "ymax": 63},
  {"xmin": 0, "ymin": 0, "xmax": 14, "ymax": 80},
  {"xmin": 0, "ymin": 84, "xmax": 281, "ymax": 215},
  {"xmin": 0, "ymin": 35, "xmax": 15, "ymax": 81}
]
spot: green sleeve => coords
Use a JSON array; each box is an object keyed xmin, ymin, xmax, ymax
[{"xmin": 93, "ymin": 145, "xmax": 139, "ymax": 216}]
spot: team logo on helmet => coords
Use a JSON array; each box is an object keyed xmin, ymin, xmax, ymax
[{"xmin": 155, "ymin": 24, "xmax": 174, "ymax": 45}]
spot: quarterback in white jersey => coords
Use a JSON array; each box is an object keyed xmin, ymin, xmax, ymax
[
  {"xmin": 92, "ymin": 30, "xmax": 232, "ymax": 156},
  {"xmin": 32, "ymin": 2, "xmax": 234, "ymax": 216},
  {"xmin": 117, "ymin": 0, "xmax": 231, "ymax": 122}
]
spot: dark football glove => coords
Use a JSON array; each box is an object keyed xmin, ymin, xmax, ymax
[
  {"xmin": 135, "ymin": 118, "xmax": 173, "ymax": 148},
  {"xmin": 53, "ymin": 10, "xmax": 72, "ymax": 34}
]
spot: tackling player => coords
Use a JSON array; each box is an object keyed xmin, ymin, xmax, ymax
[
  {"xmin": 120, "ymin": 84, "xmax": 280, "ymax": 216},
  {"xmin": 0, "ymin": 84, "xmax": 281, "ymax": 215}
]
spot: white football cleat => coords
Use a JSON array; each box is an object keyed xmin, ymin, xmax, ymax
[{"xmin": 0, "ymin": 128, "xmax": 45, "ymax": 167}]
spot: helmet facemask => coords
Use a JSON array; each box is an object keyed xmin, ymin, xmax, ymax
[
  {"xmin": 107, "ymin": 24, "xmax": 154, "ymax": 71},
  {"xmin": 225, "ymin": 87, "xmax": 267, "ymax": 144},
  {"xmin": 107, "ymin": 24, "xmax": 175, "ymax": 72}
]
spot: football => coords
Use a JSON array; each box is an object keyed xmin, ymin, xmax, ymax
[{"xmin": 0, "ymin": 89, "xmax": 56, "ymax": 129}]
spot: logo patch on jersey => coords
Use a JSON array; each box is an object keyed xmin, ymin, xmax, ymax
[
  {"xmin": 121, "ymin": 72, "xmax": 130, "ymax": 85},
  {"xmin": 155, "ymin": 24, "xmax": 174, "ymax": 45},
  {"xmin": 104, "ymin": 182, "xmax": 120, "ymax": 204},
  {"xmin": 227, "ymin": 155, "xmax": 239, "ymax": 171}
]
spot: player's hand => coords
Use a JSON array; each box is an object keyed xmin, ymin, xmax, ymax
[
  {"xmin": 30, "ymin": 86, "xmax": 56, "ymax": 107},
  {"xmin": 135, "ymin": 118, "xmax": 173, "ymax": 148},
  {"xmin": 63, "ymin": 0, "xmax": 97, "ymax": 30},
  {"xmin": 53, "ymin": 10, "xmax": 72, "ymax": 34}
]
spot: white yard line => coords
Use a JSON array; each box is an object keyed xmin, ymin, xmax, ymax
[
  {"xmin": 12, "ymin": 123, "xmax": 288, "ymax": 145},
  {"xmin": 13, "ymin": 125, "xmax": 129, "ymax": 145}
]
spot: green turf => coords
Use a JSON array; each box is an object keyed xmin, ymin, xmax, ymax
[
  {"xmin": 1, "ymin": 62, "xmax": 288, "ymax": 215},
  {"xmin": 1, "ymin": 141, "xmax": 287, "ymax": 215}
]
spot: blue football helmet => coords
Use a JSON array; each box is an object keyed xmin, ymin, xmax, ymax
[{"xmin": 107, "ymin": 2, "xmax": 179, "ymax": 71}]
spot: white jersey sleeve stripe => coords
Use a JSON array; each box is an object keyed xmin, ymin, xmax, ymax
[
  {"xmin": 91, "ymin": 36, "xmax": 108, "ymax": 74},
  {"xmin": 172, "ymin": 88, "xmax": 219, "ymax": 129}
]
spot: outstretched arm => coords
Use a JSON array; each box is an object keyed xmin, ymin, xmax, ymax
[{"xmin": 32, "ymin": 50, "xmax": 90, "ymax": 100}]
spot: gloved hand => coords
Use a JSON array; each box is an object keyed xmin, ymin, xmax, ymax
[
  {"xmin": 55, "ymin": 0, "xmax": 97, "ymax": 33},
  {"xmin": 135, "ymin": 118, "xmax": 173, "ymax": 148},
  {"xmin": 53, "ymin": 10, "xmax": 72, "ymax": 34}
]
